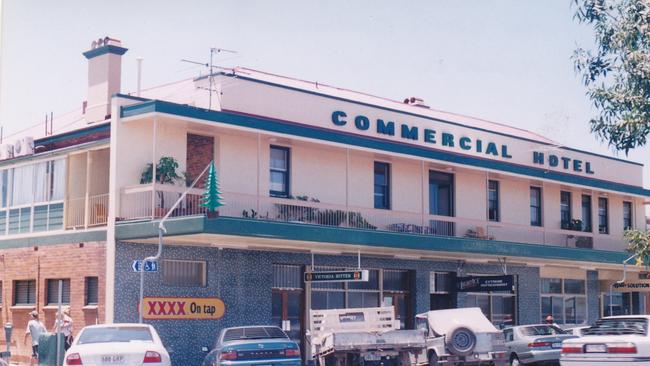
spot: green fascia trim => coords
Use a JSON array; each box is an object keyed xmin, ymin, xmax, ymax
[
  {"xmin": 115, "ymin": 216, "xmax": 629, "ymax": 264},
  {"xmin": 119, "ymin": 100, "xmax": 650, "ymax": 197},
  {"xmin": 114, "ymin": 93, "xmax": 151, "ymax": 103},
  {"xmin": 0, "ymin": 230, "xmax": 106, "ymax": 249},
  {"xmin": 82, "ymin": 45, "xmax": 128, "ymax": 59},
  {"xmin": 36, "ymin": 123, "xmax": 110, "ymax": 145},
  {"xmin": 0, "ymin": 139, "xmax": 110, "ymax": 169},
  {"xmin": 115, "ymin": 216, "xmax": 205, "ymax": 240}
]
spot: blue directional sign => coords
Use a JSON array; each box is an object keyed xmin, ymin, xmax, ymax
[{"xmin": 132, "ymin": 260, "xmax": 158, "ymax": 273}]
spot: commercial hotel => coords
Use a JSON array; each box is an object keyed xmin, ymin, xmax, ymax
[{"xmin": 0, "ymin": 38, "xmax": 648, "ymax": 364}]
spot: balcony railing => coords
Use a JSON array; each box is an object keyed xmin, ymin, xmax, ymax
[
  {"xmin": 66, "ymin": 193, "xmax": 109, "ymax": 229},
  {"xmin": 119, "ymin": 184, "xmax": 617, "ymax": 250}
]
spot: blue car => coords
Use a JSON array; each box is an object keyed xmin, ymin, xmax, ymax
[{"xmin": 202, "ymin": 326, "xmax": 301, "ymax": 366}]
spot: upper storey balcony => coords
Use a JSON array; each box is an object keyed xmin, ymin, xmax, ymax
[
  {"xmin": 118, "ymin": 183, "xmax": 631, "ymax": 252},
  {"xmin": 0, "ymin": 146, "xmax": 109, "ymax": 238}
]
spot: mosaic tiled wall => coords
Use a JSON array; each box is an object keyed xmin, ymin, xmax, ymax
[{"xmin": 115, "ymin": 242, "xmax": 542, "ymax": 365}]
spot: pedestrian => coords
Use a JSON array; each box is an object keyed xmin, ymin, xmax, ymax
[
  {"xmin": 23, "ymin": 310, "xmax": 46, "ymax": 366},
  {"xmin": 53, "ymin": 306, "xmax": 74, "ymax": 350},
  {"xmin": 545, "ymin": 315, "xmax": 555, "ymax": 325}
]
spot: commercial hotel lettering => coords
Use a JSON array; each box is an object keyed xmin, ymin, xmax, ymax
[{"xmin": 331, "ymin": 110, "xmax": 595, "ymax": 175}]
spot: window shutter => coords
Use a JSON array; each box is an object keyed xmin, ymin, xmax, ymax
[
  {"xmin": 85, "ymin": 277, "xmax": 98, "ymax": 305},
  {"xmin": 47, "ymin": 279, "xmax": 70, "ymax": 305},
  {"xmin": 14, "ymin": 280, "xmax": 36, "ymax": 305}
]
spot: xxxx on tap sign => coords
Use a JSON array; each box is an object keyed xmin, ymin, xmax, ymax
[{"xmin": 141, "ymin": 297, "xmax": 226, "ymax": 320}]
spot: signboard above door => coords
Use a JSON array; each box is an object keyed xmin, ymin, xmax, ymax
[
  {"xmin": 304, "ymin": 270, "xmax": 369, "ymax": 283},
  {"xmin": 456, "ymin": 275, "xmax": 514, "ymax": 292}
]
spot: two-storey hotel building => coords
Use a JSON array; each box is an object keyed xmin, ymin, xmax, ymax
[{"xmin": 0, "ymin": 38, "xmax": 649, "ymax": 364}]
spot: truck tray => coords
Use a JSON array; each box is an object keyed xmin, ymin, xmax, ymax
[{"xmin": 314, "ymin": 329, "xmax": 426, "ymax": 357}]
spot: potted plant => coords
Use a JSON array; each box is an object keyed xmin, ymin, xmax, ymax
[
  {"xmin": 569, "ymin": 218, "xmax": 583, "ymax": 231},
  {"xmin": 140, "ymin": 156, "xmax": 182, "ymax": 217}
]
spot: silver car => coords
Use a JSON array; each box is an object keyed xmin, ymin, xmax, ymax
[{"xmin": 503, "ymin": 324, "xmax": 577, "ymax": 366}]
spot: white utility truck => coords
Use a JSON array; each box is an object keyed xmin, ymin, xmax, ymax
[
  {"xmin": 308, "ymin": 307, "xmax": 507, "ymax": 366},
  {"xmin": 308, "ymin": 307, "xmax": 425, "ymax": 366}
]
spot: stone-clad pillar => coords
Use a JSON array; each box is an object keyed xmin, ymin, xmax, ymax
[
  {"xmin": 587, "ymin": 270, "xmax": 599, "ymax": 324},
  {"xmin": 414, "ymin": 269, "xmax": 430, "ymax": 315}
]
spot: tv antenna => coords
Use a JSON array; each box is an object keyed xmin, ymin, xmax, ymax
[{"xmin": 181, "ymin": 47, "xmax": 238, "ymax": 110}]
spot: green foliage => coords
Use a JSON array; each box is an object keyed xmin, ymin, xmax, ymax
[
  {"xmin": 573, "ymin": 0, "xmax": 650, "ymax": 153},
  {"xmin": 202, "ymin": 161, "xmax": 224, "ymax": 212},
  {"xmin": 626, "ymin": 229, "xmax": 650, "ymax": 266},
  {"xmin": 140, "ymin": 156, "xmax": 182, "ymax": 185}
]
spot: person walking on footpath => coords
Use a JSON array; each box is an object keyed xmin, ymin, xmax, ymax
[
  {"xmin": 52, "ymin": 307, "xmax": 74, "ymax": 350},
  {"xmin": 23, "ymin": 311, "xmax": 46, "ymax": 366}
]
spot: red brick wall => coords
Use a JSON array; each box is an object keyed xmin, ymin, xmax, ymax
[
  {"xmin": 186, "ymin": 133, "xmax": 214, "ymax": 188},
  {"xmin": 0, "ymin": 242, "xmax": 105, "ymax": 363}
]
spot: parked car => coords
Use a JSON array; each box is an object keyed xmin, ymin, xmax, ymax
[
  {"xmin": 64, "ymin": 323, "xmax": 171, "ymax": 366},
  {"xmin": 503, "ymin": 324, "xmax": 577, "ymax": 365},
  {"xmin": 414, "ymin": 307, "xmax": 508, "ymax": 366},
  {"xmin": 564, "ymin": 326, "xmax": 590, "ymax": 337},
  {"xmin": 560, "ymin": 315, "xmax": 650, "ymax": 366},
  {"xmin": 202, "ymin": 326, "xmax": 301, "ymax": 366}
]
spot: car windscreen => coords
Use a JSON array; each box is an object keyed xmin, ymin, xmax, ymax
[
  {"xmin": 77, "ymin": 327, "xmax": 153, "ymax": 344},
  {"xmin": 583, "ymin": 318, "xmax": 648, "ymax": 336},
  {"xmin": 519, "ymin": 325, "xmax": 566, "ymax": 336},
  {"xmin": 223, "ymin": 327, "xmax": 288, "ymax": 342}
]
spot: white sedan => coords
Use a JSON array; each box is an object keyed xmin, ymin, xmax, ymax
[
  {"xmin": 65, "ymin": 323, "xmax": 171, "ymax": 366},
  {"xmin": 560, "ymin": 315, "xmax": 650, "ymax": 366}
]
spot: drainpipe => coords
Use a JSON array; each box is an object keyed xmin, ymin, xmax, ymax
[
  {"xmin": 138, "ymin": 161, "xmax": 213, "ymax": 323},
  {"xmin": 609, "ymin": 253, "xmax": 638, "ymax": 317}
]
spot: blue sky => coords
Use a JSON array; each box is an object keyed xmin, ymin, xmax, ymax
[{"xmin": 1, "ymin": 0, "xmax": 649, "ymax": 200}]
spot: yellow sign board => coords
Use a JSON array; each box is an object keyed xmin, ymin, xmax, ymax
[
  {"xmin": 142, "ymin": 297, "xmax": 225, "ymax": 320},
  {"xmin": 612, "ymin": 281, "xmax": 650, "ymax": 292}
]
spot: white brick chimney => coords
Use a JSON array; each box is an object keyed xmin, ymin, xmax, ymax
[{"xmin": 82, "ymin": 37, "xmax": 128, "ymax": 123}]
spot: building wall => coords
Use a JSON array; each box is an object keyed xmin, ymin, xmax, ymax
[
  {"xmin": 115, "ymin": 242, "xmax": 543, "ymax": 366},
  {"xmin": 115, "ymin": 114, "xmax": 646, "ymax": 253},
  {"xmin": 0, "ymin": 242, "xmax": 105, "ymax": 364}
]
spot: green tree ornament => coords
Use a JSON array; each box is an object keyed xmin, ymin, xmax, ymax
[{"xmin": 202, "ymin": 161, "xmax": 224, "ymax": 213}]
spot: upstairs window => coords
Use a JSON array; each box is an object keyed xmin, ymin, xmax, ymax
[
  {"xmin": 270, "ymin": 146, "xmax": 290, "ymax": 197},
  {"xmin": 374, "ymin": 162, "xmax": 391, "ymax": 209},
  {"xmin": 598, "ymin": 197, "xmax": 609, "ymax": 234},
  {"xmin": 429, "ymin": 171, "xmax": 454, "ymax": 216},
  {"xmin": 581, "ymin": 195, "xmax": 592, "ymax": 232},
  {"xmin": 623, "ymin": 201, "xmax": 633, "ymax": 230},
  {"xmin": 530, "ymin": 187, "xmax": 542, "ymax": 226},
  {"xmin": 488, "ymin": 180, "xmax": 499, "ymax": 222},
  {"xmin": 560, "ymin": 191, "xmax": 571, "ymax": 229}
]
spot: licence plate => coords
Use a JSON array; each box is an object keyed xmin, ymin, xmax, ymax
[
  {"xmin": 585, "ymin": 344, "xmax": 607, "ymax": 353},
  {"xmin": 101, "ymin": 355, "xmax": 125, "ymax": 364},
  {"xmin": 552, "ymin": 342, "xmax": 562, "ymax": 348},
  {"xmin": 364, "ymin": 354, "xmax": 381, "ymax": 361}
]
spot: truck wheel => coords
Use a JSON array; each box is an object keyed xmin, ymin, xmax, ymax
[
  {"xmin": 446, "ymin": 327, "xmax": 477, "ymax": 356},
  {"xmin": 428, "ymin": 352, "xmax": 439, "ymax": 366}
]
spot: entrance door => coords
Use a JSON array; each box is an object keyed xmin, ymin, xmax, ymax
[
  {"xmin": 272, "ymin": 289, "xmax": 304, "ymax": 343},
  {"xmin": 430, "ymin": 294, "xmax": 454, "ymax": 310},
  {"xmin": 383, "ymin": 293, "xmax": 411, "ymax": 329}
]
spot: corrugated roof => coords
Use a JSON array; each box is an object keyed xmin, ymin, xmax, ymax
[{"xmin": 0, "ymin": 66, "xmax": 578, "ymax": 149}]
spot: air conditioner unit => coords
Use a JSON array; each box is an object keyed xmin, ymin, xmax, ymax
[
  {"xmin": 0, "ymin": 144, "xmax": 13, "ymax": 160},
  {"xmin": 13, "ymin": 140, "xmax": 23, "ymax": 156},
  {"xmin": 22, "ymin": 137, "xmax": 34, "ymax": 155},
  {"xmin": 13, "ymin": 137, "xmax": 34, "ymax": 157}
]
